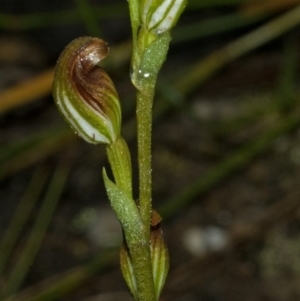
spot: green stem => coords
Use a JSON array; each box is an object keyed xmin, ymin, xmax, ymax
[
  {"xmin": 128, "ymin": 0, "xmax": 140, "ymax": 58},
  {"xmin": 136, "ymin": 88, "xmax": 155, "ymax": 239},
  {"xmin": 128, "ymin": 0, "xmax": 139, "ymax": 31},
  {"xmin": 128, "ymin": 242, "xmax": 156, "ymax": 301}
]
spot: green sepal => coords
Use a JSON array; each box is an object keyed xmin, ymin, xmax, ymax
[
  {"xmin": 102, "ymin": 169, "xmax": 144, "ymax": 244},
  {"xmin": 150, "ymin": 213, "xmax": 169, "ymax": 300},
  {"xmin": 132, "ymin": 30, "xmax": 171, "ymax": 89},
  {"xmin": 120, "ymin": 243, "xmax": 138, "ymax": 300}
]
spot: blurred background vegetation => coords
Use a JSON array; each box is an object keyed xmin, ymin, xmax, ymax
[{"xmin": 1, "ymin": 0, "xmax": 300, "ymax": 300}]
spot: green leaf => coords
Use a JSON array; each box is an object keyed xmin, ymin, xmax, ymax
[
  {"xmin": 102, "ymin": 169, "xmax": 144, "ymax": 243},
  {"xmin": 137, "ymin": 30, "xmax": 171, "ymax": 88}
]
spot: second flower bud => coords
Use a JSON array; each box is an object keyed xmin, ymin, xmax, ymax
[{"xmin": 141, "ymin": 0, "xmax": 187, "ymax": 33}]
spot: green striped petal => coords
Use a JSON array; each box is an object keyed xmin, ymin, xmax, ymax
[
  {"xmin": 53, "ymin": 37, "xmax": 121, "ymax": 144},
  {"xmin": 142, "ymin": 0, "xmax": 187, "ymax": 33}
]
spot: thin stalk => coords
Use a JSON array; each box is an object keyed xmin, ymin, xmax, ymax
[
  {"xmin": 128, "ymin": 242, "xmax": 156, "ymax": 301},
  {"xmin": 107, "ymin": 136, "xmax": 133, "ymax": 197},
  {"xmin": 128, "ymin": 0, "xmax": 140, "ymax": 59},
  {"xmin": 136, "ymin": 88, "xmax": 155, "ymax": 239}
]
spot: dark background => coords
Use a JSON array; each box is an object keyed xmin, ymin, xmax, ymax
[{"xmin": 1, "ymin": 1, "xmax": 300, "ymax": 300}]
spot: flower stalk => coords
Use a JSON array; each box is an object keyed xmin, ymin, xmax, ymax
[
  {"xmin": 126, "ymin": 1, "xmax": 186, "ymax": 298},
  {"xmin": 136, "ymin": 87, "xmax": 154, "ymax": 238},
  {"xmin": 107, "ymin": 136, "xmax": 133, "ymax": 197}
]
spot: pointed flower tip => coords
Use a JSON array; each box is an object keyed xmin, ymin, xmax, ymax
[
  {"xmin": 53, "ymin": 37, "xmax": 121, "ymax": 145},
  {"xmin": 120, "ymin": 243, "xmax": 139, "ymax": 300},
  {"xmin": 150, "ymin": 210, "xmax": 169, "ymax": 300},
  {"xmin": 142, "ymin": 0, "xmax": 187, "ymax": 33}
]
